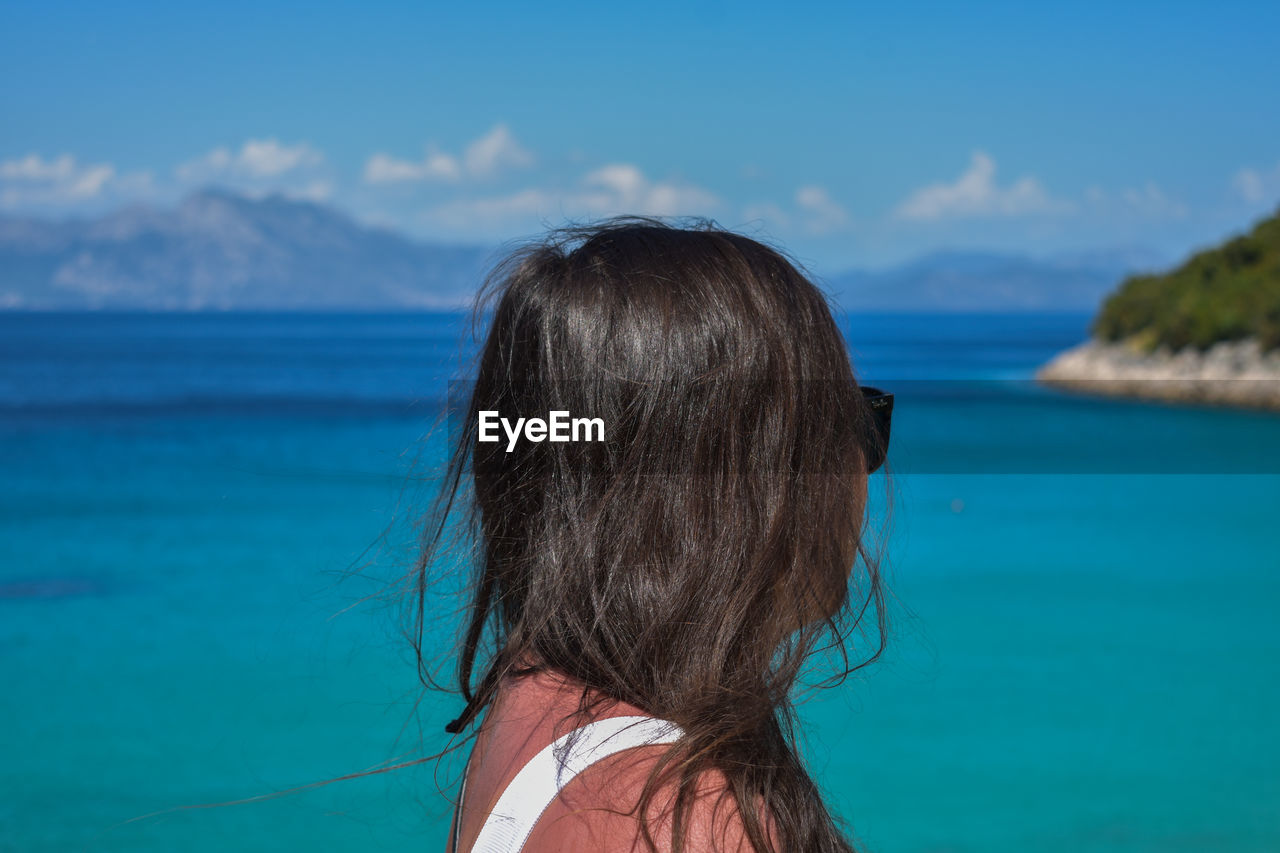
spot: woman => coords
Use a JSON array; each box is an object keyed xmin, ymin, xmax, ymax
[{"xmin": 413, "ymin": 216, "xmax": 893, "ymax": 853}]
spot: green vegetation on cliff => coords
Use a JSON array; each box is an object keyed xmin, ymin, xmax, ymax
[{"xmin": 1093, "ymin": 207, "xmax": 1280, "ymax": 352}]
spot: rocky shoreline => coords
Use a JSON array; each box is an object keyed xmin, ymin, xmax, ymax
[{"xmin": 1035, "ymin": 337, "xmax": 1280, "ymax": 412}]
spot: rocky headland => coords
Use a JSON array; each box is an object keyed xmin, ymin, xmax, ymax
[
  {"xmin": 1037, "ymin": 206, "xmax": 1280, "ymax": 412},
  {"xmin": 1035, "ymin": 336, "xmax": 1280, "ymax": 411}
]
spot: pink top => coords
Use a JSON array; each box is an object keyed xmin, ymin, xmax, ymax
[{"xmin": 449, "ymin": 669, "xmax": 768, "ymax": 852}]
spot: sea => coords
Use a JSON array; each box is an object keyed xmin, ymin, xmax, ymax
[{"xmin": 1, "ymin": 311, "xmax": 1277, "ymax": 853}]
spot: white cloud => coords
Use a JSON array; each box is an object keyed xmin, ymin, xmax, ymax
[
  {"xmin": 464, "ymin": 124, "xmax": 534, "ymax": 177},
  {"xmin": 423, "ymin": 163, "xmax": 718, "ymax": 231},
  {"xmin": 584, "ymin": 163, "xmax": 647, "ymax": 199},
  {"xmin": 170, "ymin": 138, "xmax": 330, "ymax": 205},
  {"xmin": 1, "ymin": 154, "xmax": 86, "ymax": 183},
  {"xmin": 580, "ymin": 163, "xmax": 718, "ymax": 215},
  {"xmin": 177, "ymin": 138, "xmax": 324, "ymax": 181},
  {"xmin": 364, "ymin": 149, "xmax": 461, "ymax": 183},
  {"xmin": 1085, "ymin": 181, "xmax": 1188, "ymax": 219},
  {"xmin": 894, "ymin": 151, "xmax": 1063, "ymax": 221},
  {"xmin": 1234, "ymin": 169, "xmax": 1264, "ymax": 202},
  {"xmin": 0, "ymin": 153, "xmax": 152, "ymax": 209},
  {"xmin": 795, "ymin": 185, "xmax": 850, "ymax": 234},
  {"xmin": 364, "ymin": 123, "xmax": 534, "ymax": 185},
  {"xmin": 238, "ymin": 139, "xmax": 322, "ymax": 177},
  {"xmin": 739, "ymin": 186, "xmax": 851, "ymax": 237},
  {"xmin": 1232, "ymin": 162, "xmax": 1280, "ymax": 204},
  {"xmin": 1120, "ymin": 182, "xmax": 1188, "ymax": 218}
]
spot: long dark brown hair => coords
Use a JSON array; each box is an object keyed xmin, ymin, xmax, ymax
[{"xmin": 412, "ymin": 215, "xmax": 892, "ymax": 852}]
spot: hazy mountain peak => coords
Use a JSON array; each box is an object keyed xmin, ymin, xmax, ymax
[
  {"xmin": 0, "ymin": 190, "xmax": 493, "ymax": 310},
  {"xmin": 830, "ymin": 246, "xmax": 1160, "ymax": 312}
]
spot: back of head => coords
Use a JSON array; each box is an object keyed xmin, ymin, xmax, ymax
[{"xmin": 429, "ymin": 216, "xmax": 888, "ymax": 853}]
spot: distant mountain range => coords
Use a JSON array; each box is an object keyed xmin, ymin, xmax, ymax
[
  {"xmin": 0, "ymin": 190, "xmax": 1160, "ymax": 311},
  {"xmin": 0, "ymin": 190, "xmax": 492, "ymax": 310},
  {"xmin": 829, "ymin": 248, "xmax": 1162, "ymax": 312}
]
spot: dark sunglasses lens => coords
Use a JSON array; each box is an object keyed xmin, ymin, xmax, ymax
[{"xmin": 859, "ymin": 386, "xmax": 893, "ymax": 473}]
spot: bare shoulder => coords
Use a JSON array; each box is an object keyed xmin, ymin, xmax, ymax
[{"xmin": 523, "ymin": 749, "xmax": 772, "ymax": 853}]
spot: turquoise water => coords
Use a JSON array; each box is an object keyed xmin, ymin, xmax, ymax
[{"xmin": 1, "ymin": 312, "xmax": 1277, "ymax": 852}]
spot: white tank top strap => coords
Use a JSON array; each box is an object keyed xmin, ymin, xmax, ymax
[{"xmin": 463, "ymin": 714, "xmax": 684, "ymax": 853}]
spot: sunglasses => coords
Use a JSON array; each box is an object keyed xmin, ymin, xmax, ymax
[{"xmin": 860, "ymin": 385, "xmax": 894, "ymax": 473}]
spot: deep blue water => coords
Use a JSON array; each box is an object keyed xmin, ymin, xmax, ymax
[{"xmin": 1, "ymin": 311, "xmax": 1277, "ymax": 852}]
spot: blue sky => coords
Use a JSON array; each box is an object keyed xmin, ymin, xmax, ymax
[{"xmin": 2, "ymin": 0, "xmax": 1278, "ymax": 270}]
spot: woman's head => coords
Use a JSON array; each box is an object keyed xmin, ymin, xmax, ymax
[{"xmin": 418, "ymin": 216, "xmax": 890, "ymax": 852}]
